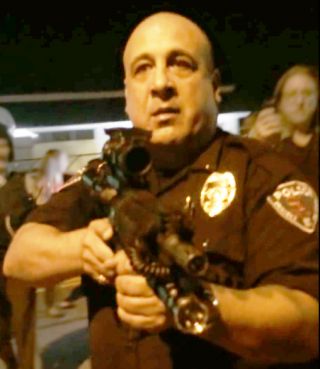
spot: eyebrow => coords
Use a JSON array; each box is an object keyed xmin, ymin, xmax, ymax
[
  {"xmin": 129, "ymin": 49, "xmax": 198, "ymax": 69},
  {"xmin": 128, "ymin": 53, "xmax": 152, "ymax": 74},
  {"xmin": 131, "ymin": 53, "xmax": 153, "ymax": 65}
]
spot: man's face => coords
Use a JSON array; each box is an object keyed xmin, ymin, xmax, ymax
[
  {"xmin": 278, "ymin": 73, "xmax": 319, "ymax": 130},
  {"xmin": 123, "ymin": 14, "xmax": 219, "ymax": 144}
]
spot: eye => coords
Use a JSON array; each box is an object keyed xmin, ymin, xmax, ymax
[
  {"xmin": 133, "ymin": 62, "xmax": 152, "ymax": 76},
  {"xmin": 173, "ymin": 57, "xmax": 195, "ymax": 70},
  {"xmin": 169, "ymin": 55, "xmax": 196, "ymax": 77},
  {"xmin": 176, "ymin": 58, "xmax": 192, "ymax": 68},
  {"xmin": 283, "ymin": 91, "xmax": 296, "ymax": 99}
]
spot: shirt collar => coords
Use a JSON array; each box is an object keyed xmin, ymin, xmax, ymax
[{"xmin": 189, "ymin": 127, "xmax": 227, "ymax": 172}]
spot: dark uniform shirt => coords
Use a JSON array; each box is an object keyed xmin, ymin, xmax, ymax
[
  {"xmin": 274, "ymin": 133, "xmax": 319, "ymax": 192},
  {"xmin": 26, "ymin": 129, "xmax": 319, "ymax": 369}
]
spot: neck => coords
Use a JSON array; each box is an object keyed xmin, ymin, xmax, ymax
[
  {"xmin": 281, "ymin": 122, "xmax": 294, "ymax": 139},
  {"xmin": 292, "ymin": 129, "xmax": 313, "ymax": 147},
  {"xmin": 148, "ymin": 124, "xmax": 216, "ymax": 172}
]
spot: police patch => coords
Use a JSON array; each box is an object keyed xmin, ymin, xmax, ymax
[
  {"xmin": 267, "ymin": 181, "xmax": 318, "ymax": 233},
  {"xmin": 200, "ymin": 172, "xmax": 236, "ymax": 217}
]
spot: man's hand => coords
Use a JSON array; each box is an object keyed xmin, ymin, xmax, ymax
[
  {"xmin": 81, "ymin": 218, "xmax": 117, "ymax": 285},
  {"xmin": 115, "ymin": 250, "xmax": 168, "ymax": 331},
  {"xmin": 251, "ymin": 107, "xmax": 284, "ymax": 142}
]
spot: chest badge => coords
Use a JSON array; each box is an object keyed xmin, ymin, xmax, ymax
[
  {"xmin": 200, "ymin": 172, "xmax": 236, "ymax": 217},
  {"xmin": 267, "ymin": 180, "xmax": 318, "ymax": 233}
]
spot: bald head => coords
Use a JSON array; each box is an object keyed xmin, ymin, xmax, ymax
[
  {"xmin": 123, "ymin": 12, "xmax": 214, "ymax": 75},
  {"xmin": 122, "ymin": 11, "xmax": 220, "ymax": 146}
]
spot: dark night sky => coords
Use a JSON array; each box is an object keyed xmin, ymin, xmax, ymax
[{"xmin": 0, "ymin": 1, "xmax": 318, "ymax": 126}]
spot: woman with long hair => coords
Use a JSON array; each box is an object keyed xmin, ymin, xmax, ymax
[{"xmin": 245, "ymin": 64, "xmax": 319, "ymax": 190}]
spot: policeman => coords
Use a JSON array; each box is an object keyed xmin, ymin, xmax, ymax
[{"xmin": 4, "ymin": 12, "xmax": 319, "ymax": 369}]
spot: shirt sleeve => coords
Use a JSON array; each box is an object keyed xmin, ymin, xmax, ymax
[
  {"xmin": 244, "ymin": 166, "xmax": 319, "ymax": 300},
  {"xmin": 26, "ymin": 182, "xmax": 99, "ymax": 232}
]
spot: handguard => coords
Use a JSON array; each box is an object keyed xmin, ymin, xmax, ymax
[{"xmin": 81, "ymin": 128, "xmax": 219, "ymax": 335}]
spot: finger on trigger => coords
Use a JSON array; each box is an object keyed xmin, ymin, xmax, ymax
[{"xmin": 115, "ymin": 250, "xmax": 135, "ymax": 275}]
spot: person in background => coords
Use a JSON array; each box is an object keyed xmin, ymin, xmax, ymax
[
  {"xmin": 0, "ymin": 124, "xmax": 17, "ymax": 369},
  {"xmin": 239, "ymin": 111, "xmax": 259, "ymax": 137},
  {"xmin": 3, "ymin": 12, "xmax": 319, "ymax": 369},
  {"xmin": 58, "ymin": 284, "xmax": 84, "ymax": 309},
  {"xmin": 27, "ymin": 149, "xmax": 70, "ymax": 318},
  {"xmin": 0, "ymin": 125, "xmax": 13, "ymax": 187},
  {"xmin": 244, "ymin": 65, "xmax": 319, "ymax": 191},
  {"xmin": 1, "ymin": 141, "xmax": 70, "ymax": 368}
]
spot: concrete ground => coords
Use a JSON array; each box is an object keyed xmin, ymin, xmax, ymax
[{"xmin": 1, "ymin": 278, "xmax": 91, "ymax": 369}]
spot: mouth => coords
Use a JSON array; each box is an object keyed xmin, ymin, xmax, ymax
[
  {"xmin": 153, "ymin": 107, "xmax": 180, "ymax": 115},
  {"xmin": 152, "ymin": 107, "xmax": 180, "ymax": 117},
  {"xmin": 151, "ymin": 107, "xmax": 180, "ymax": 127}
]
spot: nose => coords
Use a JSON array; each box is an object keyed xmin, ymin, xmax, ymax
[
  {"xmin": 151, "ymin": 65, "xmax": 176, "ymax": 100},
  {"xmin": 295, "ymin": 92, "xmax": 305, "ymax": 105}
]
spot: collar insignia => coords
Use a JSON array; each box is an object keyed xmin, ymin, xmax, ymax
[{"xmin": 200, "ymin": 172, "xmax": 236, "ymax": 217}]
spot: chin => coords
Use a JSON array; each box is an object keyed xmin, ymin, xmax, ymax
[{"xmin": 151, "ymin": 127, "xmax": 177, "ymax": 144}]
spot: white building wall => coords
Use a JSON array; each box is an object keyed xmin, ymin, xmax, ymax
[{"xmin": 10, "ymin": 112, "xmax": 251, "ymax": 173}]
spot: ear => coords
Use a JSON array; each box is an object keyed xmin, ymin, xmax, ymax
[{"xmin": 211, "ymin": 68, "xmax": 222, "ymax": 104}]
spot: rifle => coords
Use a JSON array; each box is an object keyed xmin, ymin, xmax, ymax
[{"xmin": 81, "ymin": 128, "xmax": 219, "ymax": 335}]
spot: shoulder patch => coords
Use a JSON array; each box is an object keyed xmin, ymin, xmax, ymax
[{"xmin": 267, "ymin": 181, "xmax": 318, "ymax": 233}]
